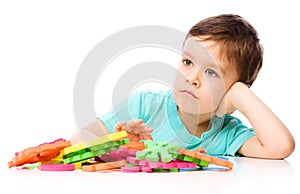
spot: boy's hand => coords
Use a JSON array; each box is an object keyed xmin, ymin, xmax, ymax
[
  {"xmin": 114, "ymin": 119, "xmax": 153, "ymax": 142},
  {"xmin": 216, "ymin": 82, "xmax": 249, "ymax": 117}
]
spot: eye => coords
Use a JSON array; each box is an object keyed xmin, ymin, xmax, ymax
[
  {"xmin": 205, "ymin": 69, "xmax": 219, "ymax": 77},
  {"xmin": 183, "ymin": 59, "xmax": 193, "ymax": 67}
]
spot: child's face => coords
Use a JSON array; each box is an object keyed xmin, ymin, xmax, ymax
[{"xmin": 173, "ymin": 36, "xmax": 239, "ymax": 116}]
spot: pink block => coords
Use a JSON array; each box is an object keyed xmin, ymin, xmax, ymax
[
  {"xmin": 98, "ymin": 148, "xmax": 137, "ymax": 162},
  {"xmin": 126, "ymin": 157, "xmax": 196, "ymax": 169},
  {"xmin": 121, "ymin": 166, "xmax": 152, "ymax": 173},
  {"xmin": 40, "ymin": 164, "xmax": 75, "ymax": 171}
]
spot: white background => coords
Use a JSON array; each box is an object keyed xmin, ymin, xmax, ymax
[{"xmin": 1, "ymin": 0, "xmax": 299, "ymax": 175}]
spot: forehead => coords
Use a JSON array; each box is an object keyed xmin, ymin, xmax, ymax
[{"xmin": 182, "ymin": 37, "xmax": 216, "ymax": 67}]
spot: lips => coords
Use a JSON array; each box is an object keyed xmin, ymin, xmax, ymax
[{"xmin": 180, "ymin": 90, "xmax": 198, "ymax": 99}]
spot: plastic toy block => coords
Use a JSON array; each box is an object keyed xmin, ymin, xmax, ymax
[
  {"xmin": 116, "ymin": 139, "xmax": 130, "ymax": 145},
  {"xmin": 73, "ymin": 160, "xmax": 91, "ymax": 169},
  {"xmin": 126, "ymin": 157, "xmax": 196, "ymax": 169},
  {"xmin": 94, "ymin": 169, "xmax": 121, "ymax": 173},
  {"xmin": 121, "ymin": 166, "xmax": 152, "ymax": 173},
  {"xmin": 176, "ymin": 154, "xmax": 209, "ymax": 167},
  {"xmin": 21, "ymin": 163, "xmax": 40, "ymax": 170},
  {"xmin": 88, "ymin": 141, "xmax": 119, "ymax": 152},
  {"xmin": 62, "ymin": 131, "xmax": 127, "ymax": 156},
  {"xmin": 125, "ymin": 163, "xmax": 139, "ymax": 167},
  {"xmin": 63, "ymin": 144, "xmax": 119, "ymax": 164},
  {"xmin": 39, "ymin": 152, "xmax": 64, "ymax": 164},
  {"xmin": 121, "ymin": 141, "xmax": 145, "ymax": 151},
  {"xmin": 178, "ymin": 148, "xmax": 233, "ymax": 169},
  {"xmin": 82, "ymin": 160, "xmax": 126, "ymax": 172},
  {"xmin": 63, "ymin": 151, "xmax": 95, "ymax": 164},
  {"xmin": 135, "ymin": 141, "xmax": 179, "ymax": 162},
  {"xmin": 40, "ymin": 164, "xmax": 75, "ymax": 171},
  {"xmin": 63, "ymin": 148, "xmax": 90, "ymax": 159},
  {"xmin": 62, "ymin": 139, "xmax": 128, "ymax": 164},
  {"xmin": 121, "ymin": 165, "xmax": 179, "ymax": 173},
  {"xmin": 95, "ymin": 147, "xmax": 137, "ymax": 162},
  {"xmin": 8, "ymin": 138, "xmax": 71, "ymax": 168},
  {"xmin": 153, "ymin": 168, "xmax": 179, "ymax": 172}
]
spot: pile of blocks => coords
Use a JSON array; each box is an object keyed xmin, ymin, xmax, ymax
[{"xmin": 8, "ymin": 131, "xmax": 233, "ymax": 172}]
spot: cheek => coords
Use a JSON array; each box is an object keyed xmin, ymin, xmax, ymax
[{"xmin": 199, "ymin": 80, "xmax": 226, "ymax": 110}]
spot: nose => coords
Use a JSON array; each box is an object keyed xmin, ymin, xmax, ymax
[{"xmin": 186, "ymin": 72, "xmax": 200, "ymax": 88}]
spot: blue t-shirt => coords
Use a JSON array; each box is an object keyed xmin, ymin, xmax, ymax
[{"xmin": 99, "ymin": 90, "xmax": 255, "ymax": 156}]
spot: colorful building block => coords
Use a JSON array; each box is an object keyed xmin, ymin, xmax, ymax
[
  {"xmin": 62, "ymin": 131, "xmax": 127, "ymax": 156},
  {"xmin": 121, "ymin": 141, "xmax": 145, "ymax": 151},
  {"xmin": 82, "ymin": 160, "xmax": 126, "ymax": 172},
  {"xmin": 121, "ymin": 166, "xmax": 152, "ymax": 173},
  {"xmin": 135, "ymin": 141, "xmax": 179, "ymax": 162},
  {"xmin": 8, "ymin": 138, "xmax": 71, "ymax": 168},
  {"xmin": 95, "ymin": 147, "xmax": 137, "ymax": 162},
  {"xmin": 126, "ymin": 156, "xmax": 196, "ymax": 169},
  {"xmin": 177, "ymin": 148, "xmax": 233, "ymax": 169},
  {"xmin": 176, "ymin": 154, "xmax": 209, "ymax": 167},
  {"xmin": 62, "ymin": 139, "xmax": 128, "ymax": 164},
  {"xmin": 40, "ymin": 164, "xmax": 75, "ymax": 171}
]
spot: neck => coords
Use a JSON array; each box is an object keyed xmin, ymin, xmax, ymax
[{"xmin": 177, "ymin": 107, "xmax": 212, "ymax": 138}]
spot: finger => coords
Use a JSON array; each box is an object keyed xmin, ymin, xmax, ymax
[
  {"xmin": 114, "ymin": 121, "xmax": 127, "ymax": 132},
  {"xmin": 131, "ymin": 119, "xmax": 143, "ymax": 125},
  {"xmin": 132, "ymin": 126, "xmax": 153, "ymax": 135},
  {"xmin": 140, "ymin": 125, "xmax": 153, "ymax": 133},
  {"xmin": 114, "ymin": 124, "xmax": 122, "ymax": 132},
  {"xmin": 126, "ymin": 120, "xmax": 142, "ymax": 128},
  {"xmin": 135, "ymin": 119, "xmax": 143, "ymax": 124},
  {"xmin": 140, "ymin": 134, "xmax": 153, "ymax": 141},
  {"xmin": 119, "ymin": 121, "xmax": 127, "ymax": 126},
  {"xmin": 125, "ymin": 120, "xmax": 143, "ymax": 133}
]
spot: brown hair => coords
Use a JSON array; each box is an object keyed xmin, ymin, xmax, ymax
[{"xmin": 187, "ymin": 14, "xmax": 263, "ymax": 86}]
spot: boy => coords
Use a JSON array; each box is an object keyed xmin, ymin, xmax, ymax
[{"xmin": 71, "ymin": 14, "xmax": 295, "ymax": 159}]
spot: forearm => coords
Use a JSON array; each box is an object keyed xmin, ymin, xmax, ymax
[
  {"xmin": 70, "ymin": 119, "xmax": 109, "ymax": 144},
  {"xmin": 231, "ymin": 83, "xmax": 295, "ymax": 158},
  {"xmin": 85, "ymin": 119, "xmax": 110, "ymax": 136}
]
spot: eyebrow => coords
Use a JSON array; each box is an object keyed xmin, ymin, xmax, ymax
[{"xmin": 182, "ymin": 51, "xmax": 226, "ymax": 76}]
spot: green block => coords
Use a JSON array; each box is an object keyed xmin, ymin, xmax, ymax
[
  {"xmin": 136, "ymin": 141, "xmax": 179, "ymax": 163},
  {"xmin": 198, "ymin": 160, "xmax": 209, "ymax": 167},
  {"xmin": 153, "ymin": 168, "xmax": 179, "ymax": 172},
  {"xmin": 126, "ymin": 163, "xmax": 139, "ymax": 166},
  {"xmin": 64, "ymin": 151, "xmax": 94, "ymax": 164},
  {"xmin": 169, "ymin": 168, "xmax": 179, "ymax": 172},
  {"xmin": 63, "ymin": 148, "xmax": 90, "ymax": 159}
]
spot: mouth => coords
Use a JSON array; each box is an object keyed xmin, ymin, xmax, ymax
[{"xmin": 180, "ymin": 90, "xmax": 198, "ymax": 99}]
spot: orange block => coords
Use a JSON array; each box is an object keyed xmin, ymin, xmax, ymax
[
  {"xmin": 178, "ymin": 148, "xmax": 233, "ymax": 169},
  {"xmin": 82, "ymin": 160, "xmax": 126, "ymax": 172},
  {"xmin": 8, "ymin": 139, "xmax": 71, "ymax": 168},
  {"xmin": 121, "ymin": 141, "xmax": 145, "ymax": 151}
]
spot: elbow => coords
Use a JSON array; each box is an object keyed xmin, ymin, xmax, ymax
[
  {"xmin": 268, "ymin": 137, "xmax": 296, "ymax": 160},
  {"xmin": 280, "ymin": 137, "xmax": 296, "ymax": 159}
]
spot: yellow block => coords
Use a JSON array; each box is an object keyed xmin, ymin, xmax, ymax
[{"xmin": 62, "ymin": 131, "xmax": 128, "ymax": 155}]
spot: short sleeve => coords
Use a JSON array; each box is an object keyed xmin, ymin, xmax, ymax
[{"xmin": 223, "ymin": 117, "xmax": 256, "ymax": 156}]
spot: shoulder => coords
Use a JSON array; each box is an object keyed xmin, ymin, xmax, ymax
[
  {"xmin": 212, "ymin": 115, "xmax": 255, "ymax": 156},
  {"xmin": 219, "ymin": 114, "xmax": 255, "ymax": 138},
  {"xmin": 222, "ymin": 114, "xmax": 243, "ymax": 127},
  {"xmin": 216, "ymin": 114, "xmax": 254, "ymax": 136}
]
